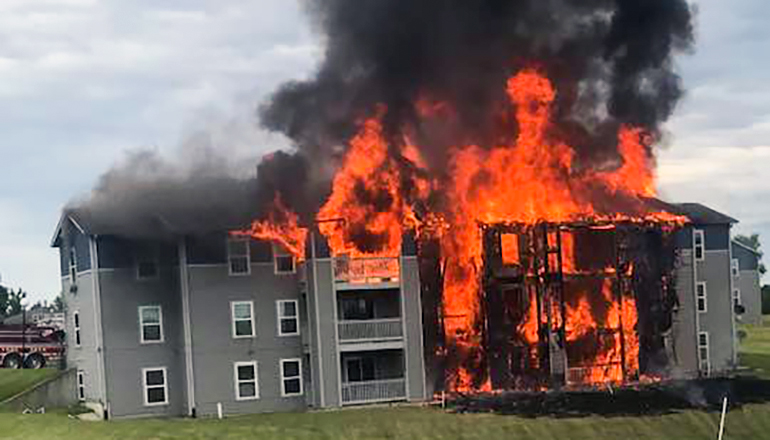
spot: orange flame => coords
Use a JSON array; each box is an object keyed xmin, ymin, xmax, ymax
[{"xmin": 235, "ymin": 196, "xmax": 308, "ymax": 260}]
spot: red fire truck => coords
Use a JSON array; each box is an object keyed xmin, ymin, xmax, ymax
[{"xmin": 0, "ymin": 324, "xmax": 65, "ymax": 369}]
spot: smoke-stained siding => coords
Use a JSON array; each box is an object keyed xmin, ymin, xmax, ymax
[{"xmin": 186, "ymin": 263, "xmax": 305, "ymax": 416}]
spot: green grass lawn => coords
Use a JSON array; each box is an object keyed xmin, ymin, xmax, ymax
[
  {"xmin": 2, "ymin": 320, "xmax": 770, "ymax": 440},
  {"xmin": 0, "ymin": 369, "xmax": 58, "ymax": 402},
  {"xmin": 1, "ymin": 405, "xmax": 770, "ymax": 440},
  {"xmin": 739, "ymin": 315, "xmax": 770, "ymax": 378}
]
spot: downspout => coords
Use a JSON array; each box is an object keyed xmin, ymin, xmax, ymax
[
  {"xmin": 728, "ymin": 227, "xmax": 738, "ymax": 368},
  {"xmin": 178, "ymin": 239, "xmax": 196, "ymax": 416},
  {"xmin": 88, "ymin": 236, "xmax": 109, "ymax": 419}
]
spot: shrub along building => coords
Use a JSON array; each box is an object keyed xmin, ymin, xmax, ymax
[{"xmin": 52, "ymin": 201, "xmax": 741, "ymax": 419}]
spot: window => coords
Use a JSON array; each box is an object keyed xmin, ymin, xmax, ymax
[
  {"xmin": 698, "ymin": 332, "xmax": 710, "ymax": 375},
  {"xmin": 696, "ymin": 282, "xmax": 707, "ymax": 313},
  {"xmin": 142, "ymin": 367, "xmax": 168, "ymax": 406},
  {"xmin": 273, "ymin": 245, "xmax": 296, "ymax": 275},
  {"xmin": 340, "ymin": 298, "xmax": 374, "ymax": 320},
  {"xmin": 234, "ymin": 361, "xmax": 259, "ymax": 400},
  {"xmin": 73, "ymin": 311, "xmax": 81, "ymax": 347},
  {"xmin": 227, "ymin": 238, "xmax": 251, "ymax": 276},
  {"xmin": 139, "ymin": 306, "xmax": 164, "ymax": 344},
  {"xmin": 231, "ymin": 301, "xmax": 255, "ymax": 338},
  {"xmin": 345, "ymin": 357, "xmax": 376, "ymax": 382},
  {"xmin": 277, "ymin": 300, "xmax": 299, "ymax": 336},
  {"xmin": 77, "ymin": 371, "xmax": 85, "ymax": 402},
  {"xmin": 69, "ymin": 246, "xmax": 77, "ymax": 280},
  {"xmin": 733, "ymin": 288, "xmax": 742, "ymax": 307},
  {"xmin": 732, "ymin": 259, "xmax": 740, "ymax": 277},
  {"xmin": 693, "ymin": 230, "xmax": 705, "ymax": 261},
  {"xmin": 280, "ymin": 358, "xmax": 303, "ymax": 397},
  {"xmin": 136, "ymin": 245, "xmax": 159, "ymax": 280}
]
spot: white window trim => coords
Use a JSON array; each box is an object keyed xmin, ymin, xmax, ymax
[
  {"xmin": 698, "ymin": 331, "xmax": 710, "ymax": 375},
  {"xmin": 69, "ymin": 246, "xmax": 77, "ymax": 280},
  {"xmin": 73, "ymin": 311, "xmax": 81, "ymax": 347},
  {"xmin": 733, "ymin": 288, "xmax": 742, "ymax": 306},
  {"xmin": 731, "ymin": 259, "xmax": 740, "ymax": 278},
  {"xmin": 227, "ymin": 237, "xmax": 252, "ymax": 276},
  {"xmin": 696, "ymin": 282, "xmax": 707, "ymax": 313},
  {"xmin": 142, "ymin": 367, "xmax": 169, "ymax": 407},
  {"xmin": 77, "ymin": 370, "xmax": 85, "ymax": 402},
  {"xmin": 693, "ymin": 229, "xmax": 705, "ymax": 261},
  {"xmin": 280, "ymin": 358, "xmax": 303, "ymax": 397},
  {"xmin": 139, "ymin": 305, "xmax": 165, "ymax": 344},
  {"xmin": 234, "ymin": 361, "xmax": 260, "ymax": 401},
  {"xmin": 276, "ymin": 300, "xmax": 300, "ymax": 337},
  {"xmin": 136, "ymin": 247, "xmax": 160, "ymax": 281},
  {"xmin": 273, "ymin": 244, "xmax": 296, "ymax": 275},
  {"xmin": 231, "ymin": 301, "xmax": 256, "ymax": 339}
]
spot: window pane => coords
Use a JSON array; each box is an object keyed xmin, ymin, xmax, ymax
[
  {"xmin": 147, "ymin": 387, "xmax": 166, "ymax": 403},
  {"xmin": 239, "ymin": 382, "xmax": 256, "ymax": 398},
  {"xmin": 75, "ymin": 330, "xmax": 81, "ymax": 346},
  {"xmin": 143, "ymin": 325, "xmax": 161, "ymax": 341},
  {"xmin": 281, "ymin": 319, "xmax": 298, "ymax": 335},
  {"xmin": 276, "ymin": 256, "xmax": 294, "ymax": 273},
  {"xmin": 284, "ymin": 378, "xmax": 301, "ymax": 395},
  {"xmin": 142, "ymin": 307, "xmax": 160, "ymax": 324},
  {"xmin": 283, "ymin": 361, "xmax": 300, "ymax": 378},
  {"xmin": 362, "ymin": 358, "xmax": 376, "ymax": 381},
  {"xmin": 233, "ymin": 303, "xmax": 252, "ymax": 320},
  {"xmin": 235, "ymin": 320, "xmax": 253, "ymax": 337},
  {"xmin": 146, "ymin": 370, "xmax": 165, "ymax": 386},
  {"xmin": 695, "ymin": 248, "xmax": 703, "ymax": 259},
  {"xmin": 74, "ymin": 313, "xmax": 80, "ymax": 327},
  {"xmin": 282, "ymin": 301, "xmax": 297, "ymax": 317},
  {"xmin": 237, "ymin": 365, "xmax": 255, "ymax": 381},
  {"xmin": 699, "ymin": 334, "xmax": 708, "ymax": 346},
  {"xmin": 699, "ymin": 347, "xmax": 708, "ymax": 361},
  {"xmin": 230, "ymin": 258, "xmax": 249, "ymax": 274}
]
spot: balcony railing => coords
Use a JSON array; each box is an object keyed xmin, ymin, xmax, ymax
[
  {"xmin": 333, "ymin": 257, "xmax": 400, "ymax": 284},
  {"xmin": 341, "ymin": 378, "xmax": 406, "ymax": 405},
  {"xmin": 338, "ymin": 318, "xmax": 403, "ymax": 342}
]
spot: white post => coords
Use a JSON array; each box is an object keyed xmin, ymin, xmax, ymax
[
  {"xmin": 217, "ymin": 402, "xmax": 223, "ymax": 420},
  {"xmin": 717, "ymin": 396, "xmax": 728, "ymax": 440}
]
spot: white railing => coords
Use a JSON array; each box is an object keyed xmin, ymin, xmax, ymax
[
  {"xmin": 341, "ymin": 379, "xmax": 406, "ymax": 404},
  {"xmin": 338, "ymin": 319, "xmax": 403, "ymax": 342},
  {"xmin": 334, "ymin": 257, "xmax": 400, "ymax": 284}
]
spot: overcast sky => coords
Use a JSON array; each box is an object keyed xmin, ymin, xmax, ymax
[{"xmin": 0, "ymin": 0, "xmax": 767, "ymax": 304}]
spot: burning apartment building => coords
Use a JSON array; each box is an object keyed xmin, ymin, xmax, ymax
[{"xmin": 48, "ymin": 0, "xmax": 746, "ymax": 420}]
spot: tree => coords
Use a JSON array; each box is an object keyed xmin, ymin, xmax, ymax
[
  {"xmin": 6, "ymin": 288, "xmax": 26, "ymax": 317},
  {"xmin": 735, "ymin": 233, "xmax": 767, "ymax": 276},
  {"xmin": 0, "ymin": 285, "xmax": 8, "ymax": 320},
  {"xmin": 52, "ymin": 291, "xmax": 65, "ymax": 313}
]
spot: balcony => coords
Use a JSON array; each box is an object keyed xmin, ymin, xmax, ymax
[
  {"xmin": 338, "ymin": 318, "xmax": 403, "ymax": 342},
  {"xmin": 341, "ymin": 379, "xmax": 406, "ymax": 405},
  {"xmin": 333, "ymin": 257, "xmax": 400, "ymax": 287}
]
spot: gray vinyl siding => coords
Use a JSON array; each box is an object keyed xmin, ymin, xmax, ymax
[
  {"xmin": 696, "ymin": 248, "xmax": 735, "ymax": 374},
  {"xmin": 738, "ymin": 270, "xmax": 762, "ymax": 325},
  {"xmin": 672, "ymin": 249, "xmax": 699, "ymax": 378},
  {"xmin": 63, "ymin": 271, "xmax": 103, "ymax": 403},
  {"xmin": 401, "ymin": 256, "xmax": 427, "ymax": 401},
  {"xmin": 97, "ymin": 267, "xmax": 186, "ymax": 418},
  {"xmin": 186, "ymin": 262, "xmax": 305, "ymax": 416},
  {"xmin": 305, "ymin": 257, "xmax": 340, "ymax": 408}
]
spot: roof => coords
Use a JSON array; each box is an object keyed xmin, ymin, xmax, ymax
[
  {"xmin": 51, "ymin": 176, "xmax": 265, "ymax": 247},
  {"xmin": 732, "ymin": 239, "xmax": 762, "ymax": 256},
  {"xmin": 667, "ymin": 203, "xmax": 739, "ymax": 225}
]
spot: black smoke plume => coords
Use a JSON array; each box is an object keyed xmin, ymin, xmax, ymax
[{"xmin": 263, "ymin": 0, "xmax": 694, "ymax": 170}]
